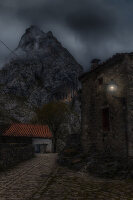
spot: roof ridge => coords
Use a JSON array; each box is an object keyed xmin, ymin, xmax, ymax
[{"xmin": 3, "ymin": 123, "xmax": 52, "ymax": 138}]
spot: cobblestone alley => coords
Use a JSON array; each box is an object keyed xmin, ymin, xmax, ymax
[
  {"xmin": 0, "ymin": 154, "xmax": 57, "ymax": 200},
  {"xmin": 0, "ymin": 154, "xmax": 133, "ymax": 200},
  {"xmin": 33, "ymin": 166, "xmax": 133, "ymax": 200}
]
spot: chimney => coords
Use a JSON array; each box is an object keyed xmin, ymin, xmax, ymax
[{"xmin": 91, "ymin": 58, "xmax": 101, "ymax": 70}]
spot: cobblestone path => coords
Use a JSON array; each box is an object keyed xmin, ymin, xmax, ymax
[
  {"xmin": 34, "ymin": 166, "xmax": 133, "ymax": 200},
  {"xmin": 0, "ymin": 153, "xmax": 57, "ymax": 200},
  {"xmin": 1, "ymin": 154, "xmax": 133, "ymax": 200}
]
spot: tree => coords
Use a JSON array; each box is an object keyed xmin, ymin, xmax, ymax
[{"xmin": 32, "ymin": 102, "xmax": 70, "ymax": 152}]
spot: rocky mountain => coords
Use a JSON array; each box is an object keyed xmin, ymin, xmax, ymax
[{"xmin": 0, "ymin": 25, "xmax": 83, "ymax": 123}]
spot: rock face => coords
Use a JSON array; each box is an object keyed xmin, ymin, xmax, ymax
[
  {"xmin": 56, "ymin": 94, "xmax": 82, "ymax": 152},
  {"xmin": 0, "ymin": 25, "xmax": 83, "ymax": 123}
]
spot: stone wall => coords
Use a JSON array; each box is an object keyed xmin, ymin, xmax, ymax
[
  {"xmin": 80, "ymin": 54, "xmax": 129, "ymax": 159},
  {"xmin": 0, "ymin": 143, "xmax": 34, "ymax": 169},
  {"xmin": 126, "ymin": 55, "xmax": 133, "ymax": 157}
]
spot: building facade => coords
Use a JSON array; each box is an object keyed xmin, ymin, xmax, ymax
[
  {"xmin": 80, "ymin": 53, "xmax": 133, "ymax": 159},
  {"xmin": 2, "ymin": 123, "xmax": 53, "ymax": 153}
]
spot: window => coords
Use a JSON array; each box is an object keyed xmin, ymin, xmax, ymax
[
  {"xmin": 102, "ymin": 107, "xmax": 110, "ymax": 131},
  {"xmin": 98, "ymin": 77, "xmax": 103, "ymax": 85}
]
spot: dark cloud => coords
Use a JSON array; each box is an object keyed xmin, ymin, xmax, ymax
[{"xmin": 0, "ymin": 0, "xmax": 133, "ymax": 70}]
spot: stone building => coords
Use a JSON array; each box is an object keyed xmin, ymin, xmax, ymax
[{"xmin": 79, "ymin": 53, "xmax": 133, "ymax": 160}]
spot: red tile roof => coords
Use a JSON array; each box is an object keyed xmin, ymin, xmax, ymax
[{"xmin": 3, "ymin": 123, "xmax": 52, "ymax": 138}]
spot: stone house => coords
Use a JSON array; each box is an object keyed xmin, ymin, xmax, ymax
[
  {"xmin": 79, "ymin": 53, "xmax": 133, "ymax": 160},
  {"xmin": 2, "ymin": 123, "xmax": 53, "ymax": 153}
]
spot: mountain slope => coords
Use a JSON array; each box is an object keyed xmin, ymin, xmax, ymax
[{"xmin": 0, "ymin": 26, "xmax": 83, "ymax": 123}]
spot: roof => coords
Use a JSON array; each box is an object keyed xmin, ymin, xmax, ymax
[
  {"xmin": 3, "ymin": 123, "xmax": 52, "ymax": 138},
  {"xmin": 79, "ymin": 53, "xmax": 131, "ymax": 82},
  {"xmin": 0, "ymin": 124, "xmax": 10, "ymax": 136}
]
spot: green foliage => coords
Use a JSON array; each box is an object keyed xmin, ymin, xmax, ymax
[
  {"xmin": 33, "ymin": 102, "xmax": 70, "ymax": 135},
  {"xmin": 32, "ymin": 102, "xmax": 70, "ymax": 152}
]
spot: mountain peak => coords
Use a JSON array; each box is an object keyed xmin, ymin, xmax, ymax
[
  {"xmin": 25, "ymin": 25, "xmax": 44, "ymax": 35},
  {"xmin": 17, "ymin": 26, "xmax": 55, "ymax": 52},
  {"xmin": 47, "ymin": 31, "xmax": 53, "ymax": 38},
  {"xmin": 0, "ymin": 25, "xmax": 83, "ymax": 122}
]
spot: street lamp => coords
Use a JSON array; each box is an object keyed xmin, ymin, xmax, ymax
[
  {"xmin": 107, "ymin": 80, "xmax": 128, "ymax": 161},
  {"xmin": 107, "ymin": 80, "xmax": 126, "ymax": 104},
  {"xmin": 107, "ymin": 80, "xmax": 118, "ymax": 93}
]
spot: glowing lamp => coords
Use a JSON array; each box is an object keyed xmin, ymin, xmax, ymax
[{"xmin": 107, "ymin": 80, "xmax": 118, "ymax": 93}]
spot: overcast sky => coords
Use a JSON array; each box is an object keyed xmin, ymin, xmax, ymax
[{"xmin": 0, "ymin": 0, "xmax": 133, "ymax": 70}]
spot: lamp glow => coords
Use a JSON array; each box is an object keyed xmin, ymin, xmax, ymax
[{"xmin": 107, "ymin": 80, "xmax": 118, "ymax": 93}]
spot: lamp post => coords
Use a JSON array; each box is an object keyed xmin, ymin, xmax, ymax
[{"xmin": 107, "ymin": 80, "xmax": 128, "ymax": 161}]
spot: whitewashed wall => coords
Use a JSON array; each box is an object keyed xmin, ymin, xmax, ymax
[{"xmin": 32, "ymin": 138, "xmax": 53, "ymax": 153}]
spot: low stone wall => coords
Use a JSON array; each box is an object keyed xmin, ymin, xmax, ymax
[
  {"xmin": 58, "ymin": 134, "xmax": 84, "ymax": 170},
  {"xmin": 0, "ymin": 143, "xmax": 34, "ymax": 170}
]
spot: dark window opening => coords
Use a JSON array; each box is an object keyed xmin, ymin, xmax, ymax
[
  {"xmin": 102, "ymin": 107, "xmax": 110, "ymax": 131},
  {"xmin": 98, "ymin": 77, "xmax": 103, "ymax": 85}
]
